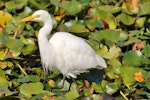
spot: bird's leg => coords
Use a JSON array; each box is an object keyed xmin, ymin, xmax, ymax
[
  {"xmin": 72, "ymin": 78, "xmax": 80, "ymax": 92},
  {"xmin": 43, "ymin": 72, "xmax": 48, "ymax": 83},
  {"xmin": 43, "ymin": 68, "xmax": 49, "ymax": 83},
  {"xmin": 51, "ymin": 75, "xmax": 66, "ymax": 90},
  {"xmin": 57, "ymin": 74, "xmax": 66, "ymax": 89}
]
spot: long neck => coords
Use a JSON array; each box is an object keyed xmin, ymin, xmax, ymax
[
  {"xmin": 38, "ymin": 16, "xmax": 53, "ymax": 58},
  {"xmin": 38, "ymin": 17, "xmax": 52, "ymax": 43},
  {"xmin": 38, "ymin": 15, "xmax": 52, "ymax": 43}
]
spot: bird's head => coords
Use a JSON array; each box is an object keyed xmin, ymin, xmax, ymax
[{"xmin": 19, "ymin": 10, "xmax": 51, "ymax": 23}]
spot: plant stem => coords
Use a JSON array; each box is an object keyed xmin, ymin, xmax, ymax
[
  {"xmin": 16, "ymin": 63, "xmax": 28, "ymax": 76},
  {"xmin": 120, "ymin": 91, "xmax": 129, "ymax": 100},
  {"xmin": 0, "ymin": 48, "xmax": 9, "ymax": 60}
]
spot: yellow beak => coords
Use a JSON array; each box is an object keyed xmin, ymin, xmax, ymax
[{"xmin": 19, "ymin": 15, "xmax": 39, "ymax": 23}]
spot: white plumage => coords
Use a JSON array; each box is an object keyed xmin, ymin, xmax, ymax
[{"xmin": 19, "ymin": 10, "xmax": 107, "ymax": 88}]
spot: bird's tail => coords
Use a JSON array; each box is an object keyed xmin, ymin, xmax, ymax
[{"xmin": 95, "ymin": 55, "xmax": 107, "ymax": 69}]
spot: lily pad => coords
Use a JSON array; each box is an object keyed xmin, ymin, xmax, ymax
[
  {"xmin": 4, "ymin": 39, "xmax": 23, "ymax": 52},
  {"xmin": 99, "ymin": 5, "xmax": 121, "ymax": 13},
  {"xmin": 138, "ymin": 1, "xmax": 150, "ymax": 16},
  {"xmin": 63, "ymin": 20, "xmax": 89, "ymax": 33},
  {"xmin": 135, "ymin": 17, "xmax": 146, "ymax": 28},
  {"xmin": 0, "ymin": 69, "xmax": 8, "ymax": 86},
  {"xmin": 62, "ymin": 0, "xmax": 82, "ymax": 15},
  {"xmin": 98, "ymin": 46, "xmax": 121, "ymax": 59},
  {"xmin": 122, "ymin": 50, "xmax": 144, "ymax": 66},
  {"xmin": 105, "ymin": 82, "xmax": 118, "ymax": 95},
  {"xmin": 120, "ymin": 66, "xmax": 145, "ymax": 87},
  {"xmin": 142, "ymin": 45, "xmax": 150, "ymax": 58},
  {"xmin": 65, "ymin": 88, "xmax": 79, "ymax": 99},
  {"xmin": 0, "ymin": 11, "xmax": 12, "ymax": 29},
  {"xmin": 20, "ymin": 82, "xmax": 43, "ymax": 97},
  {"xmin": 116, "ymin": 12, "xmax": 135, "ymax": 25},
  {"xmin": 145, "ymin": 82, "xmax": 150, "ymax": 90},
  {"xmin": 21, "ymin": 44, "xmax": 38, "ymax": 55},
  {"xmin": 91, "ymin": 29, "xmax": 128, "ymax": 43}
]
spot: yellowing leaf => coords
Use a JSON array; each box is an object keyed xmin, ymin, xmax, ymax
[
  {"xmin": 134, "ymin": 71, "xmax": 144, "ymax": 82},
  {"xmin": 104, "ymin": 16, "xmax": 117, "ymax": 29},
  {"xmin": 0, "ymin": 61, "xmax": 7, "ymax": 69},
  {"xmin": 48, "ymin": 79, "xmax": 55, "ymax": 87},
  {"xmin": 55, "ymin": 16, "xmax": 61, "ymax": 21},
  {"xmin": 122, "ymin": 0, "xmax": 140, "ymax": 14},
  {"xmin": 0, "ymin": 11, "xmax": 12, "ymax": 29}
]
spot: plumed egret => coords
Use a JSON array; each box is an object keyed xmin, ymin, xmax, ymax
[{"xmin": 19, "ymin": 10, "xmax": 107, "ymax": 89}]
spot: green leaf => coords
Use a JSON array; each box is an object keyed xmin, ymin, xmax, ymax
[
  {"xmin": 4, "ymin": 39, "xmax": 23, "ymax": 52},
  {"xmin": 120, "ymin": 66, "xmax": 144, "ymax": 87},
  {"xmin": 92, "ymin": 80, "xmax": 108, "ymax": 93},
  {"xmin": 85, "ymin": 19, "xmax": 102, "ymax": 31},
  {"xmin": 0, "ymin": 86, "xmax": 17, "ymax": 96},
  {"xmin": 104, "ymin": 16, "xmax": 117, "ymax": 29},
  {"xmin": 20, "ymin": 82, "xmax": 43, "ymax": 97},
  {"xmin": 50, "ymin": 0, "xmax": 60, "ymax": 6},
  {"xmin": 21, "ymin": 44, "xmax": 38, "ymax": 55},
  {"xmin": 17, "ymin": 75, "xmax": 39, "ymax": 83},
  {"xmin": 79, "ymin": 0, "xmax": 90, "ymax": 6},
  {"xmin": 62, "ymin": 0, "xmax": 82, "ymax": 15},
  {"xmin": 99, "ymin": 5, "xmax": 121, "ymax": 13},
  {"xmin": 117, "ymin": 12, "xmax": 135, "ymax": 25},
  {"xmin": 120, "ymin": 71, "xmax": 135, "ymax": 87},
  {"xmin": 105, "ymin": 82, "xmax": 118, "ymax": 95},
  {"xmin": 92, "ymin": 82, "xmax": 103, "ymax": 93},
  {"xmin": 135, "ymin": 17, "xmax": 146, "ymax": 28},
  {"xmin": 123, "ymin": 37, "xmax": 141, "ymax": 46},
  {"xmin": 87, "ymin": 39, "xmax": 102, "ymax": 51},
  {"xmin": 142, "ymin": 45, "xmax": 150, "ymax": 58},
  {"xmin": 63, "ymin": 20, "xmax": 88, "ymax": 33},
  {"xmin": 90, "ymin": 8, "xmax": 110, "ymax": 18},
  {"xmin": 138, "ymin": 1, "xmax": 150, "ymax": 16},
  {"xmin": 91, "ymin": 29, "xmax": 128, "ymax": 42},
  {"xmin": 105, "ymin": 67, "xmax": 121, "ymax": 79},
  {"xmin": 65, "ymin": 89, "xmax": 80, "ymax": 99},
  {"xmin": 122, "ymin": 50, "xmax": 144, "ymax": 66},
  {"xmin": 5, "ymin": 1, "xmax": 16, "ymax": 10},
  {"xmin": 0, "ymin": 69, "xmax": 8, "ymax": 86},
  {"xmin": 145, "ymin": 82, "xmax": 150, "ymax": 90},
  {"xmin": 98, "ymin": 46, "xmax": 121, "ymax": 59},
  {"xmin": 108, "ymin": 58, "xmax": 122, "ymax": 68},
  {"xmin": 136, "ymin": 90, "xmax": 149, "ymax": 96}
]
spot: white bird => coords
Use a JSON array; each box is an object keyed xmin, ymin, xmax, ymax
[{"xmin": 19, "ymin": 10, "xmax": 107, "ymax": 89}]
